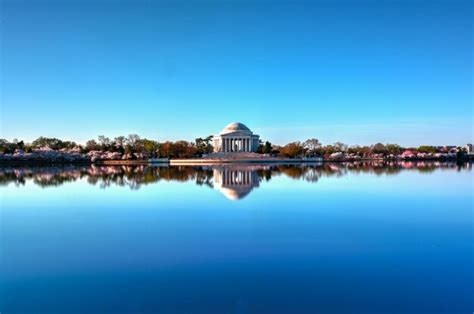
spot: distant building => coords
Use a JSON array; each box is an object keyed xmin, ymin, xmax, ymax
[
  {"xmin": 437, "ymin": 146, "xmax": 456, "ymax": 153},
  {"xmin": 465, "ymin": 143, "xmax": 473, "ymax": 154},
  {"xmin": 213, "ymin": 122, "xmax": 260, "ymax": 153}
]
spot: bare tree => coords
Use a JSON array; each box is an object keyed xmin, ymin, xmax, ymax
[{"xmin": 303, "ymin": 138, "xmax": 322, "ymax": 156}]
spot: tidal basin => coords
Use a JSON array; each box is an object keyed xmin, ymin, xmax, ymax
[{"xmin": 1, "ymin": 162, "xmax": 472, "ymax": 313}]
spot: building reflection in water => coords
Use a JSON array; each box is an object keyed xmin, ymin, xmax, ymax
[
  {"xmin": 0, "ymin": 161, "xmax": 471, "ymax": 200},
  {"xmin": 213, "ymin": 166, "xmax": 260, "ymax": 200}
]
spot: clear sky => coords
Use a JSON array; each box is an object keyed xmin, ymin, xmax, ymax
[{"xmin": 0, "ymin": 0, "xmax": 472, "ymax": 146}]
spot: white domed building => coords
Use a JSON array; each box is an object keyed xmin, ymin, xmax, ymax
[
  {"xmin": 213, "ymin": 166, "xmax": 260, "ymax": 200},
  {"xmin": 213, "ymin": 122, "xmax": 260, "ymax": 153}
]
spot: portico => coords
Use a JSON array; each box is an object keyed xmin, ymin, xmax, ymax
[{"xmin": 220, "ymin": 137, "xmax": 253, "ymax": 152}]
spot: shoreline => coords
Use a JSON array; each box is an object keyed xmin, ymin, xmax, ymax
[
  {"xmin": 0, "ymin": 157, "xmax": 471, "ymax": 166},
  {"xmin": 169, "ymin": 158, "xmax": 322, "ymax": 165}
]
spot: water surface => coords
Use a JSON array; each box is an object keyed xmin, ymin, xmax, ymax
[{"xmin": 1, "ymin": 162, "xmax": 472, "ymax": 313}]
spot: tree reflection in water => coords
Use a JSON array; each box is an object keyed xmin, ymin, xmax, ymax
[{"xmin": 0, "ymin": 161, "xmax": 471, "ymax": 200}]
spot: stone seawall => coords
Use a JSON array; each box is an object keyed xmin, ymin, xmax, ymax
[
  {"xmin": 95, "ymin": 160, "xmax": 150, "ymax": 165},
  {"xmin": 170, "ymin": 158, "xmax": 322, "ymax": 165}
]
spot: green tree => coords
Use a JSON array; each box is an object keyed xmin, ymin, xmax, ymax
[
  {"xmin": 257, "ymin": 141, "xmax": 273, "ymax": 154},
  {"xmin": 262, "ymin": 141, "xmax": 273, "ymax": 154},
  {"xmin": 195, "ymin": 135, "xmax": 214, "ymax": 156},
  {"xmin": 31, "ymin": 137, "xmax": 76, "ymax": 150},
  {"xmin": 347, "ymin": 145, "xmax": 361, "ymax": 155},
  {"xmin": 141, "ymin": 139, "xmax": 160, "ymax": 157},
  {"xmin": 0, "ymin": 139, "xmax": 18, "ymax": 153},
  {"xmin": 372, "ymin": 143, "xmax": 386, "ymax": 154},
  {"xmin": 385, "ymin": 144, "xmax": 403, "ymax": 155},
  {"xmin": 359, "ymin": 146, "xmax": 372, "ymax": 157},
  {"xmin": 16, "ymin": 140, "xmax": 25, "ymax": 150},
  {"xmin": 85, "ymin": 140, "xmax": 100, "ymax": 151},
  {"xmin": 417, "ymin": 145, "xmax": 437, "ymax": 154},
  {"xmin": 321, "ymin": 145, "xmax": 335, "ymax": 155}
]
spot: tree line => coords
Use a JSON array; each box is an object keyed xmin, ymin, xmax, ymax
[
  {"xmin": 0, "ymin": 135, "xmax": 214, "ymax": 159},
  {"xmin": 0, "ymin": 136, "xmax": 466, "ymax": 159}
]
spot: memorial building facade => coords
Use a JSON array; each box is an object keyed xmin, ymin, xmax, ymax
[{"xmin": 213, "ymin": 122, "xmax": 260, "ymax": 153}]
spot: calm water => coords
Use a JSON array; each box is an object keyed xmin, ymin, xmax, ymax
[{"xmin": 1, "ymin": 162, "xmax": 472, "ymax": 313}]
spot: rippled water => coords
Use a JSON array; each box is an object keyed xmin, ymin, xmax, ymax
[{"xmin": 1, "ymin": 162, "xmax": 472, "ymax": 313}]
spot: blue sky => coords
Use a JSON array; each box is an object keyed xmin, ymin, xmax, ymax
[{"xmin": 1, "ymin": 0, "xmax": 472, "ymax": 146}]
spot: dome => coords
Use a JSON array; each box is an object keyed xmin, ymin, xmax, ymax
[
  {"xmin": 220, "ymin": 122, "xmax": 251, "ymax": 135},
  {"xmin": 220, "ymin": 186, "xmax": 252, "ymax": 200}
]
